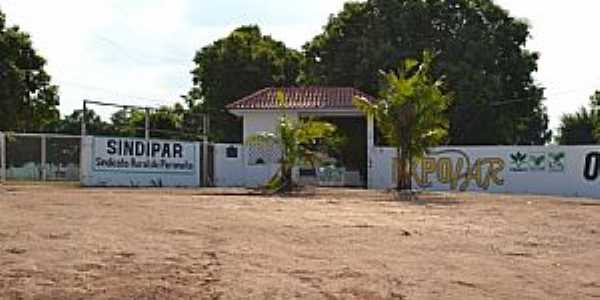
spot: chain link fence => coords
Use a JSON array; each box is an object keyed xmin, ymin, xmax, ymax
[{"xmin": 0, "ymin": 133, "xmax": 80, "ymax": 182}]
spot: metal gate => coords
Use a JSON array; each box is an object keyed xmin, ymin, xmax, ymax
[
  {"xmin": 199, "ymin": 143, "xmax": 214, "ymax": 187},
  {"xmin": 0, "ymin": 132, "xmax": 81, "ymax": 182}
]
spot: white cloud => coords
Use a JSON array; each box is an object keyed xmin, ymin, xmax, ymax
[
  {"xmin": 4, "ymin": 0, "xmax": 594, "ymax": 132},
  {"xmin": 0, "ymin": 0, "xmax": 345, "ymax": 119},
  {"xmin": 496, "ymin": 0, "xmax": 600, "ymax": 132}
]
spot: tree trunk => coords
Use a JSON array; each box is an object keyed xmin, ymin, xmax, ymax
[
  {"xmin": 406, "ymin": 148, "xmax": 412, "ymax": 190},
  {"xmin": 281, "ymin": 164, "xmax": 293, "ymax": 192},
  {"xmin": 396, "ymin": 145, "xmax": 413, "ymax": 191}
]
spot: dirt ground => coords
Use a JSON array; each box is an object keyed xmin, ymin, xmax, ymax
[{"xmin": 0, "ymin": 184, "xmax": 599, "ymax": 300}]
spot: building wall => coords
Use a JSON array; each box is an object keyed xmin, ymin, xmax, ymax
[
  {"xmin": 240, "ymin": 112, "xmax": 299, "ymax": 187},
  {"xmin": 213, "ymin": 144, "xmax": 245, "ymax": 187},
  {"xmin": 369, "ymin": 147, "xmax": 397, "ymax": 189},
  {"xmin": 242, "ymin": 111, "xmax": 298, "ymax": 142},
  {"xmin": 369, "ymin": 145, "xmax": 600, "ymax": 198}
]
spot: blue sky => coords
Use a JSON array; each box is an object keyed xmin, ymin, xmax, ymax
[{"xmin": 1, "ymin": 0, "xmax": 600, "ymax": 132}]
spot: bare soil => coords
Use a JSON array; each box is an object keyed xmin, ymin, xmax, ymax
[{"xmin": 0, "ymin": 184, "xmax": 599, "ymax": 299}]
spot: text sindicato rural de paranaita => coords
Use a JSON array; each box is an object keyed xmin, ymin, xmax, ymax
[{"xmin": 95, "ymin": 139, "xmax": 194, "ymax": 171}]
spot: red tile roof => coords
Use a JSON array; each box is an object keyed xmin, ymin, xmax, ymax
[{"xmin": 226, "ymin": 87, "xmax": 376, "ymax": 110}]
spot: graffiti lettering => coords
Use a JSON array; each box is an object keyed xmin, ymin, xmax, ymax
[{"xmin": 412, "ymin": 150, "xmax": 505, "ymax": 191}]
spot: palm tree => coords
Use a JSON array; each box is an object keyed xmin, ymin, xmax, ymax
[
  {"xmin": 354, "ymin": 51, "xmax": 450, "ymax": 191},
  {"xmin": 246, "ymin": 117, "xmax": 336, "ymax": 193}
]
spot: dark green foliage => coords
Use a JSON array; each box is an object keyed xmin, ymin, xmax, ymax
[
  {"xmin": 118, "ymin": 105, "xmax": 185, "ymax": 139},
  {"xmin": 0, "ymin": 9, "xmax": 60, "ymax": 132},
  {"xmin": 303, "ymin": 0, "xmax": 551, "ymax": 145},
  {"xmin": 556, "ymin": 91, "xmax": 600, "ymax": 145},
  {"xmin": 48, "ymin": 109, "xmax": 111, "ymax": 136},
  {"xmin": 187, "ymin": 25, "xmax": 302, "ymax": 143},
  {"xmin": 50, "ymin": 104, "xmax": 195, "ymax": 140},
  {"xmin": 557, "ymin": 108, "xmax": 598, "ymax": 145}
]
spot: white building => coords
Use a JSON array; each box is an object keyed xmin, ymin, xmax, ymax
[{"xmin": 215, "ymin": 86, "xmax": 386, "ymax": 188}]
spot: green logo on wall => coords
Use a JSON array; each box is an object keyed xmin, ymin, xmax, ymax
[
  {"xmin": 548, "ymin": 152, "xmax": 566, "ymax": 172},
  {"xmin": 528, "ymin": 153, "xmax": 546, "ymax": 172},
  {"xmin": 509, "ymin": 152, "xmax": 528, "ymax": 172}
]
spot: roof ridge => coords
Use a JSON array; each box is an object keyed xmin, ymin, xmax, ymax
[
  {"xmin": 226, "ymin": 87, "xmax": 272, "ymax": 109},
  {"xmin": 226, "ymin": 86, "xmax": 376, "ymax": 110}
]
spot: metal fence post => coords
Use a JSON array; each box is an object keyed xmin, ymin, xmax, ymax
[
  {"xmin": 81, "ymin": 100, "xmax": 87, "ymax": 137},
  {"xmin": 0, "ymin": 132, "xmax": 6, "ymax": 183},
  {"xmin": 41, "ymin": 135, "xmax": 47, "ymax": 181}
]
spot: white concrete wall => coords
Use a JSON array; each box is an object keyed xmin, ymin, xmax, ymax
[
  {"xmin": 369, "ymin": 145, "xmax": 600, "ymax": 198},
  {"xmin": 81, "ymin": 136, "xmax": 200, "ymax": 187},
  {"xmin": 213, "ymin": 144, "xmax": 246, "ymax": 187},
  {"xmin": 369, "ymin": 147, "xmax": 397, "ymax": 189},
  {"xmin": 242, "ymin": 111, "xmax": 298, "ymax": 142}
]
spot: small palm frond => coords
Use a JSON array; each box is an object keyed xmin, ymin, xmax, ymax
[
  {"xmin": 245, "ymin": 131, "xmax": 279, "ymax": 146},
  {"xmin": 276, "ymin": 88, "xmax": 287, "ymax": 108},
  {"xmin": 353, "ymin": 96, "xmax": 376, "ymax": 115}
]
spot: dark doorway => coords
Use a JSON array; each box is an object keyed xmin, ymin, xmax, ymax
[{"xmin": 314, "ymin": 116, "xmax": 367, "ymax": 187}]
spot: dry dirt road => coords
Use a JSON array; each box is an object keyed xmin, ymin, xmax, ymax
[{"xmin": 0, "ymin": 184, "xmax": 599, "ymax": 300}]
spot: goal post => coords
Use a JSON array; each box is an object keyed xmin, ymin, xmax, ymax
[{"xmin": 82, "ymin": 99, "xmax": 153, "ymax": 139}]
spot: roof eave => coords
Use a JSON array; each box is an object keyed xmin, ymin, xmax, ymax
[{"xmin": 228, "ymin": 107, "xmax": 365, "ymax": 116}]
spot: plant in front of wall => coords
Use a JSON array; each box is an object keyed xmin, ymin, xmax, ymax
[
  {"xmin": 246, "ymin": 90, "xmax": 338, "ymax": 193},
  {"xmin": 354, "ymin": 50, "xmax": 450, "ymax": 191},
  {"xmin": 247, "ymin": 117, "xmax": 337, "ymax": 193},
  {"xmin": 129, "ymin": 180, "xmax": 140, "ymax": 188},
  {"xmin": 151, "ymin": 178, "xmax": 163, "ymax": 187}
]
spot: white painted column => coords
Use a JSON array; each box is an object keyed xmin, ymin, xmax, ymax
[
  {"xmin": 367, "ymin": 114, "xmax": 375, "ymax": 189},
  {"xmin": 0, "ymin": 132, "xmax": 6, "ymax": 183},
  {"xmin": 79, "ymin": 136, "xmax": 91, "ymax": 186}
]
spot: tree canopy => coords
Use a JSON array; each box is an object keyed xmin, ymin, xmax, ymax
[
  {"xmin": 303, "ymin": 0, "xmax": 551, "ymax": 145},
  {"xmin": 0, "ymin": 9, "xmax": 60, "ymax": 132},
  {"xmin": 49, "ymin": 109, "xmax": 111, "ymax": 136},
  {"xmin": 557, "ymin": 90, "xmax": 600, "ymax": 145},
  {"xmin": 49, "ymin": 104, "xmax": 193, "ymax": 140},
  {"xmin": 187, "ymin": 25, "xmax": 302, "ymax": 143}
]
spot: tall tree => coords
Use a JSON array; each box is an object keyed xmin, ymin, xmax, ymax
[
  {"xmin": 303, "ymin": 0, "xmax": 551, "ymax": 145},
  {"xmin": 187, "ymin": 25, "xmax": 302, "ymax": 143},
  {"xmin": 0, "ymin": 9, "xmax": 59, "ymax": 132},
  {"xmin": 557, "ymin": 90, "xmax": 600, "ymax": 145},
  {"xmin": 354, "ymin": 51, "xmax": 450, "ymax": 190}
]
